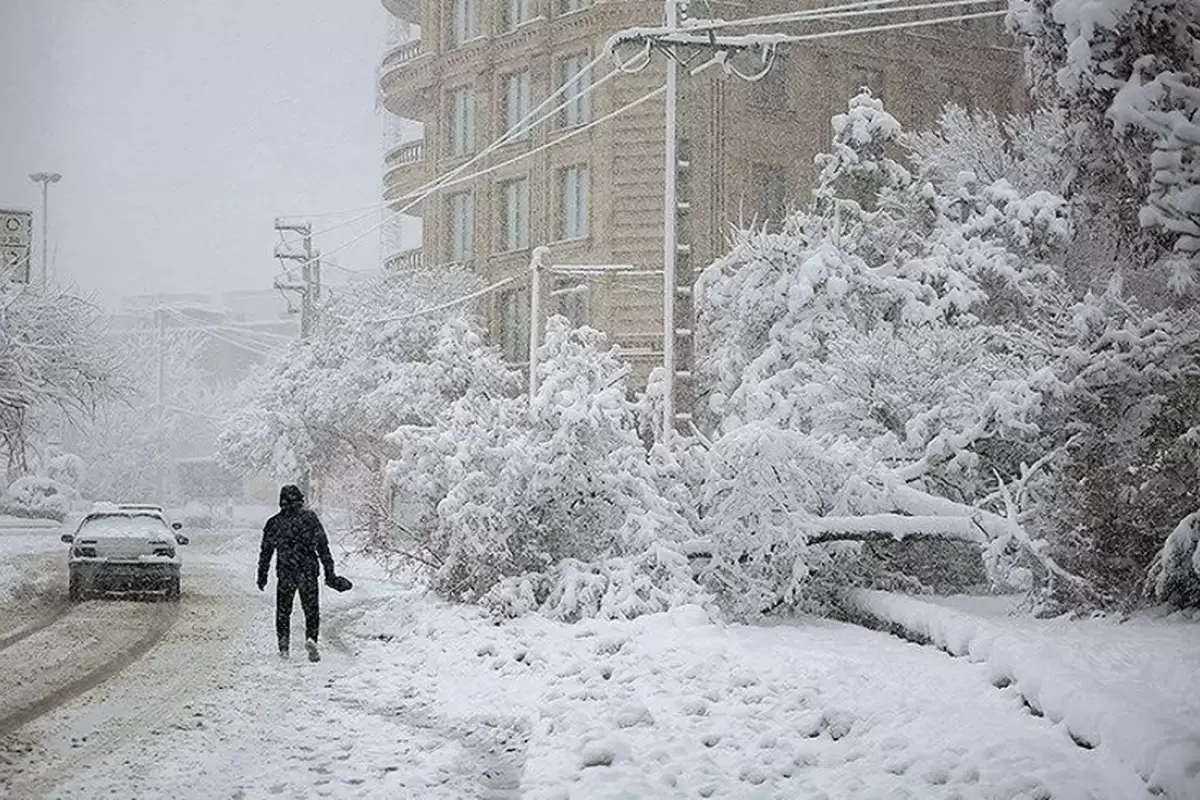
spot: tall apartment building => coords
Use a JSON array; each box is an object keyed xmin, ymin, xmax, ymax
[{"xmin": 378, "ymin": 0, "xmax": 1024, "ymax": 414}]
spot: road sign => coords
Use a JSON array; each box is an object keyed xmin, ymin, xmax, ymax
[{"xmin": 0, "ymin": 209, "xmax": 32, "ymax": 283}]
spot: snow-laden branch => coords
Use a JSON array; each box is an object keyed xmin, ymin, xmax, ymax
[{"xmin": 806, "ymin": 513, "xmax": 986, "ymax": 544}]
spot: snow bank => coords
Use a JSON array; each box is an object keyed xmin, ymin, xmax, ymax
[
  {"xmin": 848, "ymin": 589, "xmax": 1200, "ymax": 799},
  {"xmin": 341, "ymin": 591, "xmax": 1146, "ymax": 798}
]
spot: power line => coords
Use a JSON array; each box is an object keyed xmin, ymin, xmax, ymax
[
  {"xmin": 283, "ymin": 50, "xmax": 625, "ymax": 247},
  {"xmin": 159, "ymin": 307, "xmax": 287, "ymax": 357},
  {"xmin": 389, "ymin": 85, "xmax": 670, "ymax": 204},
  {"xmin": 354, "ymin": 275, "xmax": 522, "ymax": 326},
  {"xmin": 277, "ymin": 79, "xmax": 665, "ymax": 279},
  {"xmin": 639, "ymin": 7, "xmax": 1009, "ymax": 49}
]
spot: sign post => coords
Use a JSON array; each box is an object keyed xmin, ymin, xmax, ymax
[{"xmin": 0, "ymin": 209, "xmax": 33, "ymax": 284}]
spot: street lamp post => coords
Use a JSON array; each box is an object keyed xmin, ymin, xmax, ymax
[{"xmin": 28, "ymin": 171, "xmax": 62, "ymax": 288}]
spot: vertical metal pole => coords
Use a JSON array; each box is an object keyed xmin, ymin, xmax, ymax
[
  {"xmin": 39, "ymin": 180, "xmax": 49, "ymax": 288},
  {"xmin": 528, "ymin": 251, "xmax": 543, "ymax": 401},
  {"xmin": 155, "ymin": 309, "xmax": 166, "ymax": 502},
  {"xmin": 300, "ymin": 232, "xmax": 314, "ymax": 341},
  {"xmin": 661, "ymin": 0, "xmax": 679, "ymax": 442},
  {"xmin": 300, "ymin": 231, "xmax": 313, "ymax": 498}
]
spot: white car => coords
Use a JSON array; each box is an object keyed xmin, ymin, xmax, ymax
[{"xmin": 61, "ymin": 509, "xmax": 189, "ymax": 601}]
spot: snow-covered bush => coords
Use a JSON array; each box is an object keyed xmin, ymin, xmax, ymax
[
  {"xmin": 1031, "ymin": 286, "xmax": 1200, "ymax": 603},
  {"xmin": 1, "ymin": 476, "xmax": 70, "ymax": 521},
  {"xmin": 1147, "ymin": 511, "xmax": 1200, "ymax": 608},
  {"xmin": 694, "ymin": 424, "xmax": 877, "ymax": 617},
  {"xmin": 390, "ymin": 317, "xmax": 698, "ymax": 616},
  {"xmin": 482, "ymin": 544, "xmax": 703, "ymax": 622},
  {"xmin": 44, "ymin": 451, "xmax": 84, "ymax": 490}
]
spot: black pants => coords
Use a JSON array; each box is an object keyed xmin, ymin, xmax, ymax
[{"xmin": 276, "ymin": 574, "xmax": 320, "ymax": 650}]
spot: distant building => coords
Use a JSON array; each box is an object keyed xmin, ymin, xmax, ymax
[
  {"xmin": 114, "ymin": 289, "xmax": 298, "ymax": 388},
  {"xmin": 378, "ymin": 0, "xmax": 1023, "ymax": 418}
]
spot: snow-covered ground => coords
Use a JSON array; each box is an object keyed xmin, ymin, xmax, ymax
[
  {"xmin": 0, "ymin": 519, "xmax": 63, "ymax": 607},
  {"xmin": 849, "ymin": 590, "xmax": 1200, "ymax": 799},
  {"xmin": 334, "ymin": 592, "xmax": 1158, "ymax": 800},
  {"xmin": 1, "ymin": 527, "xmax": 1190, "ymax": 799}
]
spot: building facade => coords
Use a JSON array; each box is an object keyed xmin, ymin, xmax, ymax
[{"xmin": 378, "ymin": 0, "xmax": 1024, "ymax": 418}]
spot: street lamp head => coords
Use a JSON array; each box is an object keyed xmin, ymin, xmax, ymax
[{"xmin": 29, "ymin": 172, "xmax": 62, "ymax": 184}]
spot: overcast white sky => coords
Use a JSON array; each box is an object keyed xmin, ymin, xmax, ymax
[{"xmin": 0, "ymin": 1, "xmax": 390, "ymax": 306}]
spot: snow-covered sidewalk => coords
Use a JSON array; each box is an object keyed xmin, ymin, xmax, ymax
[
  {"xmin": 848, "ymin": 590, "xmax": 1200, "ymax": 799},
  {"xmin": 331, "ymin": 591, "xmax": 1148, "ymax": 799}
]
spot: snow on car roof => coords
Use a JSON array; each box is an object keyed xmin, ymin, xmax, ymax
[{"xmin": 77, "ymin": 513, "xmax": 170, "ymax": 538}]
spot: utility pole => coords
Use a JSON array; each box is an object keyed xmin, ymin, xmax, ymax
[
  {"xmin": 273, "ymin": 219, "xmax": 320, "ymax": 497},
  {"xmin": 155, "ymin": 308, "xmax": 166, "ymax": 502},
  {"xmin": 28, "ymin": 172, "xmax": 61, "ymax": 288},
  {"xmin": 661, "ymin": 0, "xmax": 680, "ymax": 443},
  {"xmin": 275, "ymin": 220, "xmax": 319, "ymax": 340}
]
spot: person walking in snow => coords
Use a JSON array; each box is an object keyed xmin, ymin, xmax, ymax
[{"xmin": 257, "ymin": 484, "xmax": 351, "ymax": 662}]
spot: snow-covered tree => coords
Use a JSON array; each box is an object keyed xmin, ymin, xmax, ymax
[
  {"xmin": 1008, "ymin": 0, "xmax": 1200, "ymax": 300},
  {"xmin": 219, "ymin": 266, "xmax": 499, "ymax": 520},
  {"xmin": 0, "ymin": 287, "xmax": 123, "ymax": 479},
  {"xmin": 72, "ymin": 327, "xmax": 226, "ymax": 502},
  {"xmin": 693, "ymin": 89, "xmax": 1099, "ymax": 614},
  {"xmin": 390, "ymin": 317, "xmax": 700, "ymax": 618}
]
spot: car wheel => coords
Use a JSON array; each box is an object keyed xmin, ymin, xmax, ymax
[
  {"xmin": 68, "ymin": 570, "xmax": 84, "ymax": 602},
  {"xmin": 165, "ymin": 575, "xmax": 181, "ymax": 602}
]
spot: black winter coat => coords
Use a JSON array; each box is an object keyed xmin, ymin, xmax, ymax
[{"xmin": 258, "ymin": 505, "xmax": 336, "ymax": 585}]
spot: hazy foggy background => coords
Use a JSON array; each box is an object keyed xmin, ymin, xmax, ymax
[{"xmin": 0, "ymin": 0, "xmax": 387, "ymax": 306}]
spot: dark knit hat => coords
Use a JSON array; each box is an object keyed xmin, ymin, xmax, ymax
[{"xmin": 279, "ymin": 484, "xmax": 304, "ymax": 508}]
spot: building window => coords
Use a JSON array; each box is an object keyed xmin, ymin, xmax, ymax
[
  {"xmin": 447, "ymin": 191, "xmax": 475, "ymax": 263},
  {"xmin": 852, "ymin": 65, "xmax": 886, "ymax": 102},
  {"xmin": 500, "ymin": 178, "xmax": 530, "ymax": 252},
  {"xmin": 557, "ymin": 53, "xmax": 592, "ymax": 127},
  {"xmin": 502, "ymin": 71, "xmax": 533, "ymax": 140},
  {"xmin": 448, "ymin": 86, "xmax": 475, "ymax": 157},
  {"xmin": 499, "ymin": 287, "xmax": 530, "ymax": 364},
  {"xmin": 752, "ymin": 50, "xmax": 790, "ymax": 111},
  {"xmin": 752, "ymin": 163, "xmax": 788, "ymax": 224},
  {"xmin": 504, "ymin": 0, "xmax": 535, "ymax": 30},
  {"xmin": 451, "ymin": 0, "xmax": 479, "ymax": 46},
  {"xmin": 558, "ymin": 163, "xmax": 589, "ymax": 240},
  {"xmin": 558, "ymin": 0, "xmax": 593, "ymax": 13}
]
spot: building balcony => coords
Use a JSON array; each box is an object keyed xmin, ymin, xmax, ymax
[
  {"xmin": 381, "ymin": 0, "xmax": 422, "ymax": 25},
  {"xmin": 382, "ymin": 137, "xmax": 431, "ymax": 216},
  {"xmin": 379, "ymin": 39, "xmax": 432, "ymax": 117},
  {"xmin": 384, "ymin": 247, "xmax": 424, "ymax": 272}
]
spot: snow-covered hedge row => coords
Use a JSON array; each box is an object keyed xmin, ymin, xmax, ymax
[
  {"xmin": 847, "ymin": 589, "xmax": 1200, "ymax": 799},
  {"xmin": 0, "ymin": 476, "xmax": 70, "ymax": 522}
]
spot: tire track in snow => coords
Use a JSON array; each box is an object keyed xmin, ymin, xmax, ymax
[
  {"xmin": 0, "ymin": 599, "xmax": 180, "ymax": 737},
  {"xmin": 1, "ymin": 560, "xmax": 252, "ymax": 799},
  {"xmin": 0, "ymin": 601, "xmax": 71, "ymax": 653}
]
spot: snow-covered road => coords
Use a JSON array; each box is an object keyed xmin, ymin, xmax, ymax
[{"xmin": 0, "ymin": 525, "xmax": 1175, "ymax": 799}]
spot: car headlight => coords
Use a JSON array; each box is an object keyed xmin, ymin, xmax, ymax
[
  {"xmin": 153, "ymin": 547, "xmax": 176, "ymax": 558},
  {"xmin": 73, "ymin": 546, "xmax": 96, "ymax": 557}
]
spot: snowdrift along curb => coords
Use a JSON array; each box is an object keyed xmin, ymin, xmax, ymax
[{"xmin": 846, "ymin": 589, "xmax": 1200, "ymax": 800}]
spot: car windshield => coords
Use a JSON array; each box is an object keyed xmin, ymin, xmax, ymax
[{"xmin": 77, "ymin": 514, "xmax": 170, "ymax": 539}]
